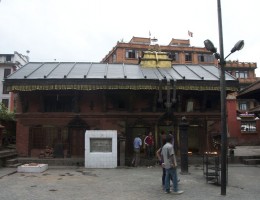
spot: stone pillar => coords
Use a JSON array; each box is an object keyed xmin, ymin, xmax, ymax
[
  {"xmin": 119, "ymin": 136, "xmax": 126, "ymax": 166},
  {"xmin": 179, "ymin": 117, "xmax": 189, "ymax": 174}
]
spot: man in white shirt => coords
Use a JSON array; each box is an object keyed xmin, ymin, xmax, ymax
[{"xmin": 161, "ymin": 134, "xmax": 183, "ymax": 194}]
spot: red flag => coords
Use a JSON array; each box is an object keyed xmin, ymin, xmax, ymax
[{"xmin": 188, "ymin": 30, "xmax": 193, "ymax": 37}]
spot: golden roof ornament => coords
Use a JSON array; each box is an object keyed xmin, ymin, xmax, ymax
[{"xmin": 139, "ymin": 37, "xmax": 172, "ymax": 68}]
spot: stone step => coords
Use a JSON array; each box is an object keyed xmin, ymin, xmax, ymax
[
  {"xmin": 243, "ymin": 159, "xmax": 260, "ymax": 165},
  {"xmin": 0, "ymin": 150, "xmax": 17, "ymax": 158},
  {"xmin": 6, "ymin": 163, "xmax": 22, "ymax": 168},
  {"xmin": 6, "ymin": 158, "xmax": 18, "ymax": 165}
]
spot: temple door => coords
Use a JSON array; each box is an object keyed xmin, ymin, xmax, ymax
[{"xmin": 70, "ymin": 128, "xmax": 85, "ymax": 157}]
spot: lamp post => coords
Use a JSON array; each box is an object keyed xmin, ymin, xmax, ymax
[{"xmin": 204, "ymin": 0, "xmax": 244, "ymax": 195}]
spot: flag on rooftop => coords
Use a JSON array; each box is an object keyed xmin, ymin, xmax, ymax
[{"xmin": 188, "ymin": 30, "xmax": 193, "ymax": 37}]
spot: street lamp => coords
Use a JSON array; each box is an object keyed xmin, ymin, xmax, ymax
[{"xmin": 204, "ymin": 0, "xmax": 244, "ymax": 196}]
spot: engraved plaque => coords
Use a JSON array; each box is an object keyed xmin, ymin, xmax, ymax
[{"xmin": 90, "ymin": 138, "xmax": 112, "ymax": 152}]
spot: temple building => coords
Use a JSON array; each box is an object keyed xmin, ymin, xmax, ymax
[{"xmin": 4, "ymin": 49, "xmax": 239, "ymax": 165}]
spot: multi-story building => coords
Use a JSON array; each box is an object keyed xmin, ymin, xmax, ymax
[
  {"xmin": 102, "ymin": 36, "xmax": 259, "ymax": 145},
  {"xmin": 102, "ymin": 37, "xmax": 216, "ymax": 65},
  {"xmin": 0, "ymin": 51, "xmax": 29, "ymax": 111},
  {"xmin": 226, "ymin": 61, "xmax": 258, "ymax": 111}
]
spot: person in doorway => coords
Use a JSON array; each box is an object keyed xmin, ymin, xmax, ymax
[
  {"xmin": 132, "ymin": 134, "xmax": 142, "ymax": 167},
  {"xmin": 144, "ymin": 132, "xmax": 154, "ymax": 159},
  {"xmin": 161, "ymin": 134, "xmax": 183, "ymax": 194}
]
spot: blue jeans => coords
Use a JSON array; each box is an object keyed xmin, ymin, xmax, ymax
[{"xmin": 165, "ymin": 167, "xmax": 178, "ymax": 192}]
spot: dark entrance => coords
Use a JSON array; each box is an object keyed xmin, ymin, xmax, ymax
[
  {"xmin": 158, "ymin": 112, "xmax": 178, "ymax": 152},
  {"xmin": 126, "ymin": 118, "xmax": 151, "ymax": 162},
  {"xmin": 68, "ymin": 117, "xmax": 88, "ymax": 158}
]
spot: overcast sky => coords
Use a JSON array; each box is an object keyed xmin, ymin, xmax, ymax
[{"xmin": 0, "ymin": 0, "xmax": 259, "ymax": 76}]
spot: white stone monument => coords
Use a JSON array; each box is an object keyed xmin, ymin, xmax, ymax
[{"xmin": 85, "ymin": 130, "xmax": 117, "ymax": 168}]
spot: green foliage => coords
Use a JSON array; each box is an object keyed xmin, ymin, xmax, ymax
[{"xmin": 0, "ymin": 103, "xmax": 15, "ymax": 121}]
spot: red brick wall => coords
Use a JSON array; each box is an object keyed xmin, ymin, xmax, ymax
[
  {"xmin": 227, "ymin": 99, "xmax": 240, "ymax": 144},
  {"xmin": 16, "ymin": 121, "xmax": 29, "ymax": 156},
  {"xmin": 227, "ymin": 98, "xmax": 260, "ymax": 145}
]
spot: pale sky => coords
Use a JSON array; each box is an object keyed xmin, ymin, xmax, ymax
[{"xmin": 1, "ymin": 0, "xmax": 260, "ymax": 76}]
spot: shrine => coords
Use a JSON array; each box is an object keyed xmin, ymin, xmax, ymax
[{"xmin": 4, "ymin": 51, "xmax": 239, "ymax": 165}]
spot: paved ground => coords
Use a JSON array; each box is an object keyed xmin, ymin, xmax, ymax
[
  {"xmin": 0, "ymin": 146, "xmax": 259, "ymax": 200},
  {"xmin": 0, "ymin": 163, "xmax": 259, "ymax": 200}
]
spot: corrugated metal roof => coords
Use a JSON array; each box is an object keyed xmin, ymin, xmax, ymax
[{"xmin": 7, "ymin": 62, "xmax": 236, "ymax": 81}]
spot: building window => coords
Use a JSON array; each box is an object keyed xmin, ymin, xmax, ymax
[
  {"xmin": 6, "ymin": 55, "xmax": 12, "ymax": 62},
  {"xmin": 2, "ymin": 99, "xmax": 9, "ymax": 109},
  {"xmin": 112, "ymin": 53, "xmax": 116, "ymax": 63},
  {"xmin": 2, "ymin": 85, "xmax": 8, "ymax": 94},
  {"xmin": 235, "ymin": 71, "xmax": 248, "ymax": 78},
  {"xmin": 241, "ymin": 121, "xmax": 256, "ymax": 132},
  {"xmin": 239, "ymin": 102, "xmax": 248, "ymax": 110},
  {"xmin": 30, "ymin": 127, "xmax": 68, "ymax": 149},
  {"xmin": 186, "ymin": 99, "xmax": 194, "ymax": 112},
  {"xmin": 43, "ymin": 95, "xmax": 73, "ymax": 112},
  {"xmin": 198, "ymin": 54, "xmax": 214, "ymax": 62},
  {"xmin": 168, "ymin": 52, "xmax": 179, "ymax": 61},
  {"xmin": 185, "ymin": 53, "xmax": 192, "ymax": 62},
  {"xmin": 125, "ymin": 49, "xmax": 138, "ymax": 59},
  {"xmin": 4, "ymin": 69, "xmax": 11, "ymax": 78},
  {"xmin": 198, "ymin": 54, "xmax": 204, "ymax": 62}
]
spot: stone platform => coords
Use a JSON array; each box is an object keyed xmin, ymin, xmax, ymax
[{"xmin": 17, "ymin": 163, "xmax": 48, "ymax": 173}]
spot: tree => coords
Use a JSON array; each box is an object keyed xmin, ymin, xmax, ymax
[
  {"xmin": 0, "ymin": 103, "xmax": 15, "ymax": 121},
  {"xmin": 0, "ymin": 103, "xmax": 16, "ymax": 146}
]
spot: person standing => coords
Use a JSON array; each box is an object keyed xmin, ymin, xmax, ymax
[
  {"xmin": 144, "ymin": 132, "xmax": 154, "ymax": 159},
  {"xmin": 132, "ymin": 134, "xmax": 142, "ymax": 167},
  {"xmin": 156, "ymin": 139, "xmax": 166, "ymax": 190},
  {"xmin": 161, "ymin": 134, "xmax": 183, "ymax": 194}
]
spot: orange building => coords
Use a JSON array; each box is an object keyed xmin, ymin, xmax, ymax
[{"xmin": 102, "ymin": 36, "xmax": 259, "ymax": 145}]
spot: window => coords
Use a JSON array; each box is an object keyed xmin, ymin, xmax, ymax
[
  {"xmin": 30, "ymin": 127, "xmax": 68, "ymax": 149},
  {"xmin": 112, "ymin": 53, "xmax": 116, "ymax": 63},
  {"xmin": 168, "ymin": 52, "xmax": 179, "ymax": 61},
  {"xmin": 2, "ymin": 85, "xmax": 8, "ymax": 94},
  {"xmin": 186, "ymin": 99, "xmax": 194, "ymax": 112},
  {"xmin": 107, "ymin": 92, "xmax": 128, "ymax": 111},
  {"xmin": 235, "ymin": 71, "xmax": 248, "ymax": 78},
  {"xmin": 2, "ymin": 99, "xmax": 9, "ymax": 109},
  {"xmin": 43, "ymin": 95, "xmax": 73, "ymax": 112},
  {"xmin": 241, "ymin": 121, "xmax": 256, "ymax": 132},
  {"xmin": 198, "ymin": 54, "xmax": 214, "ymax": 62},
  {"xmin": 239, "ymin": 102, "xmax": 248, "ymax": 110},
  {"xmin": 6, "ymin": 55, "xmax": 12, "ymax": 62},
  {"xmin": 185, "ymin": 53, "xmax": 192, "ymax": 62},
  {"xmin": 4, "ymin": 69, "xmax": 11, "ymax": 78},
  {"xmin": 198, "ymin": 54, "xmax": 204, "ymax": 62},
  {"xmin": 125, "ymin": 49, "xmax": 138, "ymax": 59}
]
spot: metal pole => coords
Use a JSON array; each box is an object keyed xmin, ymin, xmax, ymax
[{"xmin": 217, "ymin": 0, "xmax": 227, "ymax": 195}]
